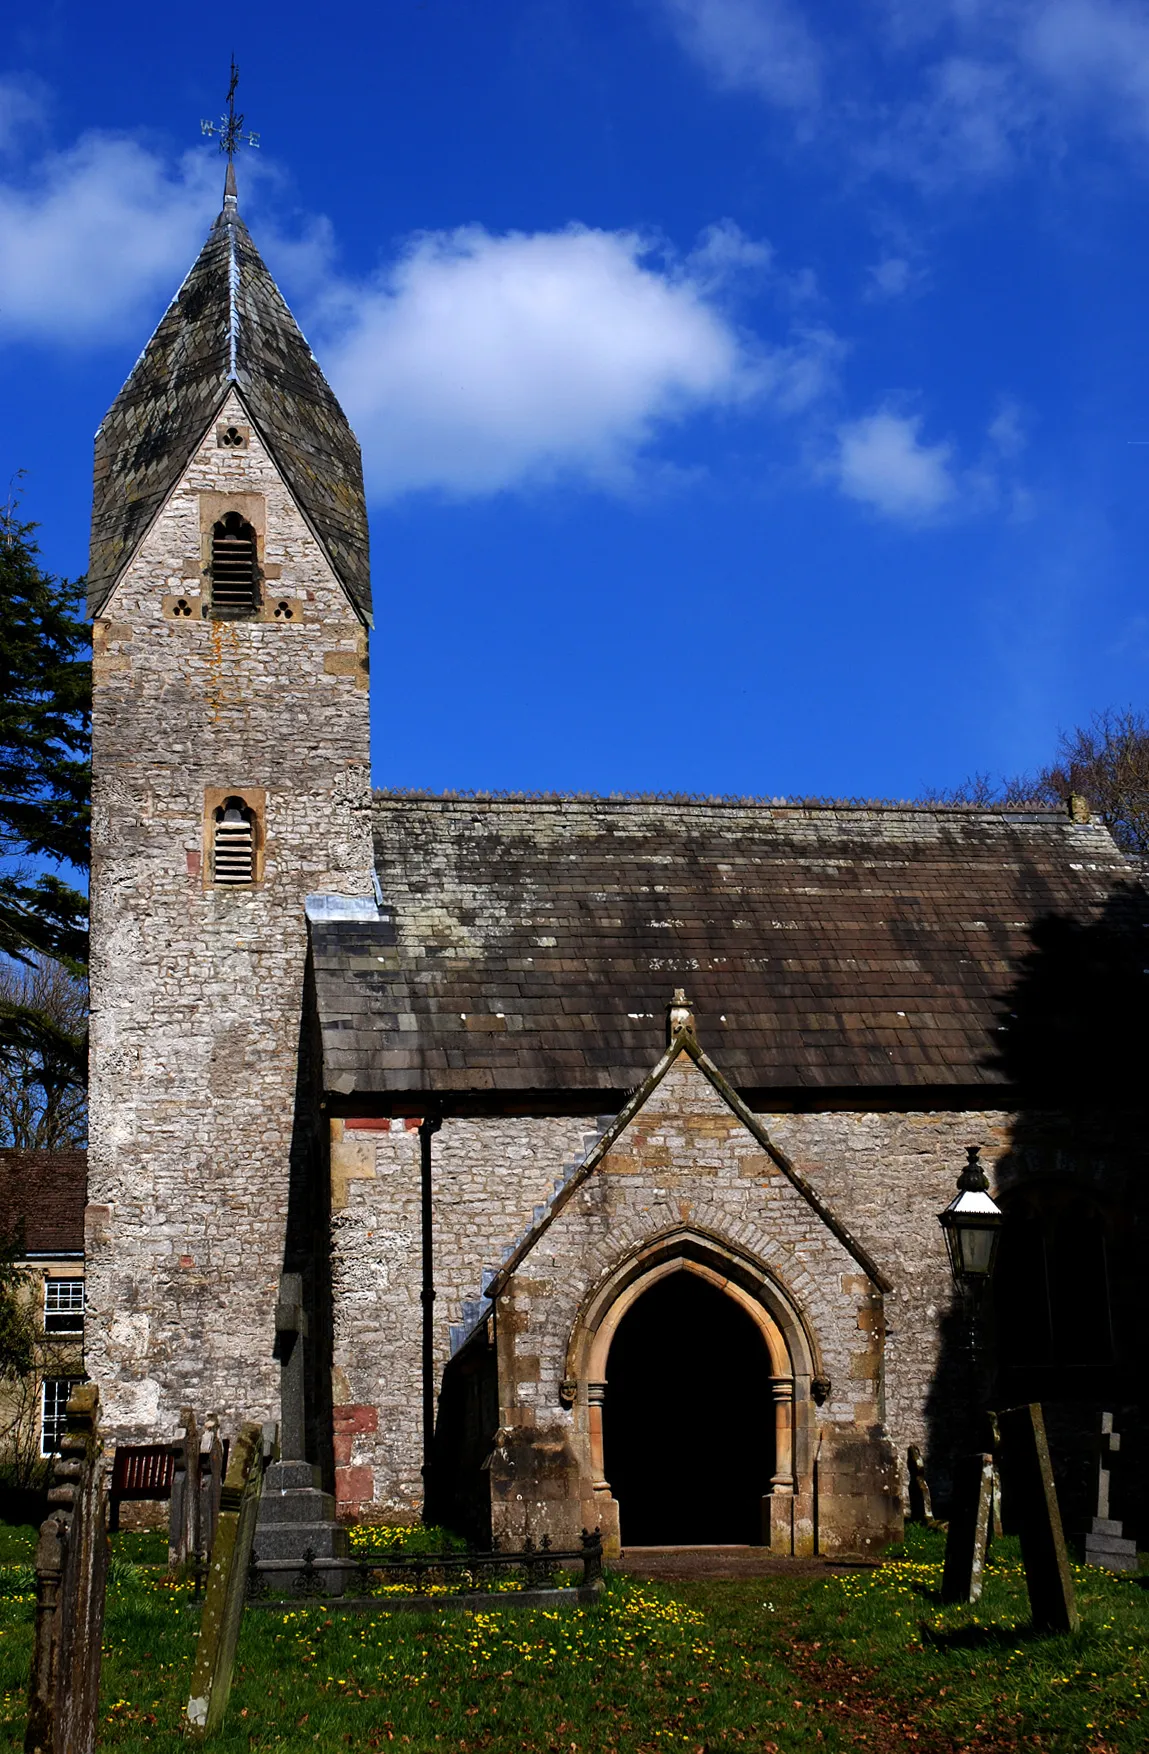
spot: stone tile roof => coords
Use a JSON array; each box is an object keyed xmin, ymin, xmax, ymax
[
  {"xmin": 88, "ymin": 188, "xmax": 371, "ymax": 624},
  {"xmin": 308, "ymin": 795, "xmax": 1139, "ymax": 1099},
  {"xmin": 0, "ymin": 1150, "xmax": 86, "ymax": 1254}
]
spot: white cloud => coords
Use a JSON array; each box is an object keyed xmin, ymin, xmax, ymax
[
  {"xmin": 0, "ymin": 113, "xmax": 841, "ymax": 502},
  {"xmin": 0, "ymin": 136, "xmax": 216, "ymax": 344},
  {"xmin": 0, "ymin": 75, "xmax": 49, "ymax": 155},
  {"xmin": 664, "ymin": 0, "xmax": 1149, "ymax": 182},
  {"xmin": 323, "ymin": 223, "xmax": 823, "ymax": 498},
  {"xmin": 661, "ymin": 0, "xmax": 823, "ymax": 111},
  {"xmin": 870, "ymin": 54, "xmax": 1037, "ymax": 187},
  {"xmin": 835, "ymin": 410, "xmax": 958, "ymax": 519},
  {"xmin": 1022, "ymin": 0, "xmax": 1149, "ymax": 135},
  {"xmin": 683, "ymin": 218, "xmax": 774, "ymax": 292},
  {"xmin": 865, "ymin": 255, "xmax": 917, "ymax": 298},
  {"xmin": 987, "ymin": 397, "xmax": 1026, "ymax": 459}
]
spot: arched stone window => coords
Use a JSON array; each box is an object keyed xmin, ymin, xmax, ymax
[
  {"xmin": 210, "ymin": 511, "xmax": 259, "ymax": 616},
  {"xmin": 212, "ymin": 796, "xmax": 256, "ymax": 886}
]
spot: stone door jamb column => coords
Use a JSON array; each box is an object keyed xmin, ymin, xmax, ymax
[{"xmin": 770, "ymin": 1375, "xmax": 795, "ymax": 1494}]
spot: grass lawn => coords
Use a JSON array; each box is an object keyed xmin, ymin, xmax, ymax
[{"xmin": 0, "ymin": 1524, "xmax": 1145, "ymax": 1750}]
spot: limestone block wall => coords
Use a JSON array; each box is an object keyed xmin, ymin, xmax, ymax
[
  {"xmin": 329, "ymin": 1077, "xmax": 1022, "ymax": 1532},
  {"xmin": 486, "ymin": 1056, "xmax": 900, "ymax": 1554},
  {"xmin": 328, "ymin": 1113, "xmax": 596, "ymax": 1521},
  {"xmin": 87, "ymin": 389, "xmax": 373, "ymax": 1442},
  {"xmin": 763, "ymin": 1109, "xmax": 1011, "ymax": 1485}
]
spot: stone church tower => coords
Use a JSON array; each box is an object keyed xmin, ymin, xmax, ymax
[{"xmin": 85, "ymin": 166, "xmax": 374, "ymax": 1440}]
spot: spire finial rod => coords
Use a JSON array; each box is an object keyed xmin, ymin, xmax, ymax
[{"xmin": 201, "ymin": 56, "xmax": 260, "ymax": 206}]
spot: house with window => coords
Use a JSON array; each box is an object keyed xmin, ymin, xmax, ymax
[{"xmin": 0, "ymin": 1150, "xmax": 85, "ymax": 1484}]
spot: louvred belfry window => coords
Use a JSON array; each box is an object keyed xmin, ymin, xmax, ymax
[
  {"xmin": 210, "ymin": 511, "xmax": 259, "ymax": 614},
  {"xmin": 213, "ymin": 798, "xmax": 255, "ymax": 885}
]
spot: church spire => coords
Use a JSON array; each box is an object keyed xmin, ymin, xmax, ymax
[{"xmin": 89, "ymin": 85, "xmax": 371, "ymax": 627}]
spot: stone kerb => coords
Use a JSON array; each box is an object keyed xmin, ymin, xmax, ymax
[{"xmin": 25, "ymin": 1384, "xmax": 109, "ymax": 1754}]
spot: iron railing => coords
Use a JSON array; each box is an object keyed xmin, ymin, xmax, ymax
[{"xmin": 241, "ymin": 1529, "xmax": 604, "ymax": 1606}]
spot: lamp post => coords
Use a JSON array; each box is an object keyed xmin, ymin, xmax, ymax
[
  {"xmin": 939, "ymin": 1145, "xmax": 1003, "ymax": 1291},
  {"xmin": 938, "ymin": 1145, "xmax": 1003, "ymax": 1423},
  {"xmin": 938, "ymin": 1147, "xmax": 1004, "ymax": 1603}
]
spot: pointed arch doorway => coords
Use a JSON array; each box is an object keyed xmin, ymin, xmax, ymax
[{"xmin": 602, "ymin": 1270, "xmax": 775, "ymax": 1544}]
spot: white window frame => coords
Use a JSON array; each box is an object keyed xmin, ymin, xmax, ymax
[
  {"xmin": 43, "ymin": 1278, "xmax": 84, "ymax": 1334},
  {"xmin": 40, "ymin": 1377, "xmax": 82, "ymax": 1457}
]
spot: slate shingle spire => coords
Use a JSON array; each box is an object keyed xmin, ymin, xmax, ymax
[{"xmin": 88, "ymin": 170, "xmax": 371, "ymax": 624}]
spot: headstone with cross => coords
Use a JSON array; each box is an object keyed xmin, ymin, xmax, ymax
[
  {"xmin": 1082, "ymin": 1411, "xmax": 1138, "ymax": 1571},
  {"xmin": 274, "ymin": 1272, "xmax": 307, "ymax": 1464},
  {"xmin": 253, "ymin": 1273, "xmax": 350, "ymax": 1591}
]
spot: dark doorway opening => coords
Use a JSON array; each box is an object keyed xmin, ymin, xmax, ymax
[{"xmin": 603, "ymin": 1270, "xmax": 775, "ymax": 1546}]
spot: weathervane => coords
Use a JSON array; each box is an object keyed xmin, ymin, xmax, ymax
[{"xmin": 201, "ymin": 57, "xmax": 260, "ymax": 159}]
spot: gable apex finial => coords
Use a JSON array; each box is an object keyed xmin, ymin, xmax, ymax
[{"xmin": 667, "ymin": 987, "xmax": 695, "ymax": 1042}]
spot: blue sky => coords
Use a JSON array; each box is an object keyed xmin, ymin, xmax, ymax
[{"xmin": 3, "ymin": 0, "xmax": 1148, "ymax": 797}]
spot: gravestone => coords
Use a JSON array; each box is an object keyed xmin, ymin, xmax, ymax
[
  {"xmin": 907, "ymin": 1445, "xmax": 934, "ymax": 1523},
  {"xmin": 199, "ymin": 1415, "xmax": 225, "ymax": 1561},
  {"xmin": 184, "ymin": 1421, "xmax": 265, "ymax": 1738},
  {"xmin": 941, "ymin": 1451, "xmax": 994, "ymax": 1604},
  {"xmin": 254, "ymin": 1273, "xmax": 349, "ymax": 1590},
  {"xmin": 168, "ymin": 1408, "xmax": 200, "ymax": 1570},
  {"xmin": 998, "ymin": 1403, "xmax": 1079, "ymax": 1634},
  {"xmin": 25, "ymin": 1384, "xmax": 109, "ymax": 1754},
  {"xmin": 987, "ymin": 1414, "xmax": 1003, "ymax": 1541},
  {"xmin": 1082, "ymin": 1411, "xmax": 1138, "ymax": 1572}
]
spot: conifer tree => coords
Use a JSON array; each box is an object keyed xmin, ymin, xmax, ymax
[{"xmin": 0, "ymin": 515, "xmax": 90, "ymax": 1089}]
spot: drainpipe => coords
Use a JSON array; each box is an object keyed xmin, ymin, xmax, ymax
[{"xmin": 419, "ymin": 1113, "xmax": 442, "ymax": 1501}]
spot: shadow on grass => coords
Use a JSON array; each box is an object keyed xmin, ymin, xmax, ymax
[{"xmin": 920, "ymin": 1621, "xmax": 1045, "ymax": 1651}]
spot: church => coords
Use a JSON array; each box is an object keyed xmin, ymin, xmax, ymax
[{"xmin": 84, "ymin": 167, "xmax": 1147, "ymax": 1557}]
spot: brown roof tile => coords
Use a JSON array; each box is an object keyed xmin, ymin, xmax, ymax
[
  {"xmin": 308, "ymin": 796, "xmax": 1144, "ymax": 1099},
  {"xmin": 0, "ymin": 1151, "xmax": 86, "ymax": 1254}
]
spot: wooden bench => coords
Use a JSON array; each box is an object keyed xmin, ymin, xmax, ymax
[{"xmin": 109, "ymin": 1443, "xmax": 177, "ymax": 1532}]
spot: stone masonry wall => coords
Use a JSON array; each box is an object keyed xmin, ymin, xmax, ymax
[
  {"xmin": 329, "ymin": 1113, "xmax": 597, "ymax": 1520},
  {"xmin": 331, "ymin": 1069, "xmax": 1017, "ymax": 1528},
  {"xmin": 490, "ymin": 1055, "xmax": 899, "ymax": 1555},
  {"xmin": 87, "ymin": 388, "xmax": 373, "ymax": 1443},
  {"xmin": 766, "ymin": 1108, "xmax": 1011, "ymax": 1486}
]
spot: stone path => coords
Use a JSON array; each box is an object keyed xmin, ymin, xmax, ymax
[{"xmin": 615, "ymin": 1545, "xmax": 873, "ymax": 1580}]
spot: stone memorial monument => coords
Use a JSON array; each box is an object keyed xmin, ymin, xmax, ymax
[
  {"xmin": 185, "ymin": 1421, "xmax": 266, "ymax": 1737},
  {"xmin": 25, "ymin": 1384, "xmax": 109, "ymax": 1754},
  {"xmin": 253, "ymin": 1273, "xmax": 349, "ymax": 1589},
  {"xmin": 1082, "ymin": 1411, "xmax": 1137, "ymax": 1572},
  {"xmin": 941, "ymin": 1451, "xmax": 994, "ymax": 1604}
]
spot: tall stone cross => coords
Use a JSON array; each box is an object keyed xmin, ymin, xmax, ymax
[
  {"xmin": 1083, "ymin": 1410, "xmax": 1138, "ymax": 1570},
  {"xmin": 274, "ymin": 1273, "xmax": 307, "ymax": 1464}
]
